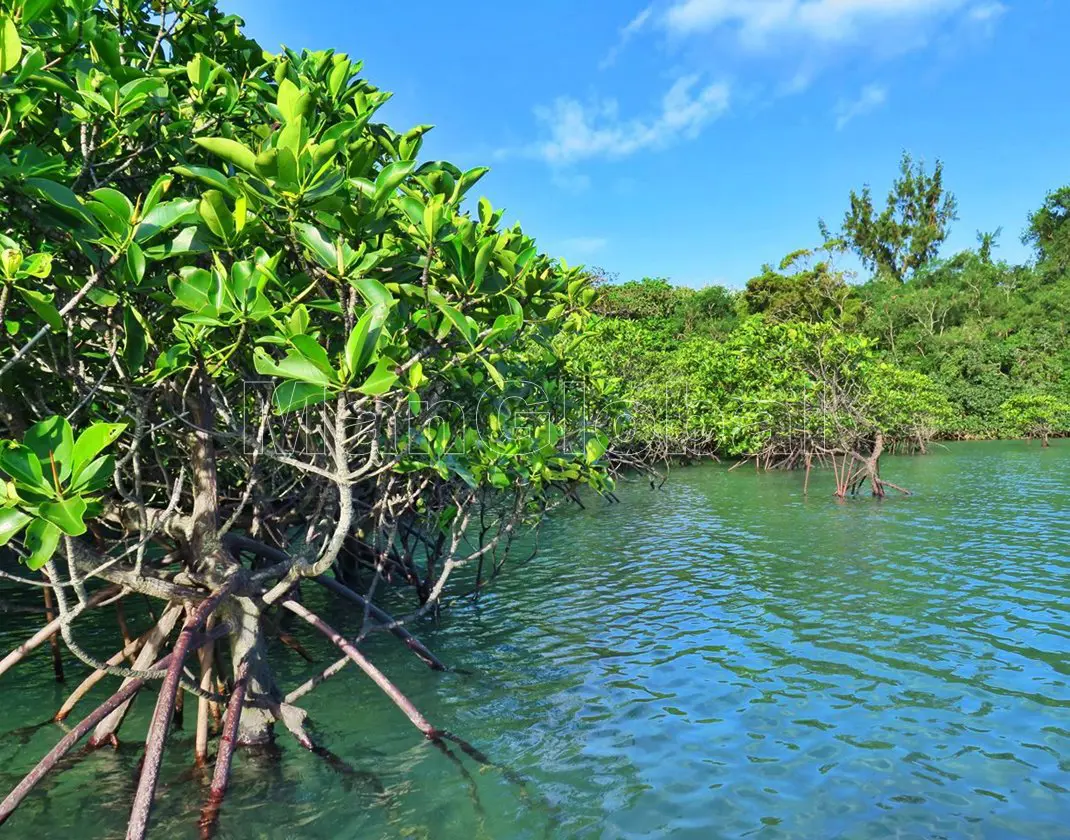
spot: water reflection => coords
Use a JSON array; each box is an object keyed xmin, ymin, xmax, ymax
[{"xmin": 1, "ymin": 441, "xmax": 1068, "ymax": 838}]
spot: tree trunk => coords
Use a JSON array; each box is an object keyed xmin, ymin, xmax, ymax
[{"xmin": 223, "ymin": 596, "xmax": 277, "ymax": 746}]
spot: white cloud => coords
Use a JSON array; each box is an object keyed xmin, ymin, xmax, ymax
[
  {"xmin": 968, "ymin": 2, "xmax": 1006, "ymax": 22},
  {"xmin": 560, "ymin": 237, "xmax": 609, "ymax": 256},
  {"xmin": 834, "ymin": 83, "xmax": 887, "ymax": 129},
  {"xmin": 600, "ymin": 5, "xmax": 656, "ymax": 69},
  {"xmin": 663, "ymin": 0, "xmax": 971, "ymax": 47},
  {"xmin": 532, "ymin": 75, "xmax": 730, "ymax": 165}
]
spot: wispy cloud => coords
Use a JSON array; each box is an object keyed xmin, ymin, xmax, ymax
[
  {"xmin": 531, "ymin": 75, "xmax": 730, "ymax": 165},
  {"xmin": 834, "ymin": 83, "xmax": 887, "ymax": 129},
  {"xmin": 600, "ymin": 5, "xmax": 655, "ymax": 70},
  {"xmin": 560, "ymin": 236, "xmax": 609, "ymax": 256},
  {"xmin": 968, "ymin": 2, "xmax": 1006, "ymax": 22},
  {"xmin": 663, "ymin": 0, "xmax": 971, "ymax": 48}
]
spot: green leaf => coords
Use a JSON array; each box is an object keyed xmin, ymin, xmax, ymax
[
  {"xmin": 89, "ymin": 187, "xmax": 134, "ymax": 224},
  {"xmin": 87, "ymin": 288, "xmax": 120, "ymax": 307},
  {"xmin": 0, "ymin": 16, "xmax": 22, "ymax": 74},
  {"xmin": 69, "ymin": 453, "xmax": 115, "ymax": 493},
  {"xmin": 344, "ymin": 303, "xmax": 387, "ymax": 376},
  {"xmin": 292, "ymin": 222, "xmax": 335, "ymax": 270},
  {"xmin": 473, "ymin": 237, "xmax": 495, "ymax": 288},
  {"xmin": 172, "ymin": 165, "xmax": 238, "ymax": 197},
  {"xmin": 23, "ymin": 518, "xmax": 60, "ymax": 570},
  {"xmin": 278, "ymin": 115, "xmax": 304, "ymax": 161},
  {"xmin": 272, "ymin": 381, "xmax": 331, "ymax": 415},
  {"xmin": 124, "ymin": 240, "xmax": 146, "ymax": 284},
  {"xmin": 357, "ymin": 357, "xmax": 398, "ymax": 396},
  {"xmin": 171, "ymin": 267, "xmax": 222, "ymax": 314},
  {"xmin": 456, "ymin": 166, "xmax": 489, "ymax": 200},
  {"xmin": 25, "ymin": 178, "xmax": 92, "ymax": 224},
  {"xmin": 21, "ymin": 253, "xmax": 52, "ymax": 278},
  {"xmin": 148, "ymin": 225, "xmax": 210, "ymax": 259},
  {"xmin": 15, "ymin": 286, "xmax": 62, "ymax": 330},
  {"xmin": 40, "ymin": 496, "xmax": 87, "ymax": 536},
  {"xmin": 585, "ymin": 435, "xmax": 607, "ymax": 465},
  {"xmin": 0, "ymin": 508, "xmax": 31, "ymax": 546},
  {"xmin": 290, "ymin": 334, "xmax": 335, "ymax": 378},
  {"xmin": 349, "ymin": 277, "xmax": 394, "ymax": 309},
  {"xmin": 479, "ymin": 356, "xmax": 505, "ymax": 390},
  {"xmin": 429, "ymin": 293, "xmax": 475, "ymax": 347},
  {"xmin": 0, "ymin": 443, "xmax": 48, "ymax": 492},
  {"xmin": 24, "ymin": 415, "xmax": 73, "ymax": 483},
  {"xmin": 135, "ymin": 198, "xmax": 198, "ymax": 242},
  {"xmin": 276, "ymin": 78, "xmax": 310, "ymax": 123},
  {"xmin": 194, "ymin": 137, "xmax": 258, "ymax": 174},
  {"xmin": 253, "ymin": 348, "xmax": 333, "ymax": 386},
  {"xmin": 71, "ymin": 423, "xmax": 127, "ymax": 480},
  {"xmin": 198, "ymin": 190, "xmax": 235, "ymax": 241},
  {"xmin": 374, "ymin": 160, "xmax": 416, "ymax": 203}
]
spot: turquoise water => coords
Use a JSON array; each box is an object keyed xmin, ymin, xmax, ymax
[{"xmin": 1, "ymin": 441, "xmax": 1069, "ymax": 838}]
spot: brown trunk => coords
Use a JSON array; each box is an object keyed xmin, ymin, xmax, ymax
[{"xmin": 223, "ymin": 596, "xmax": 277, "ymax": 746}]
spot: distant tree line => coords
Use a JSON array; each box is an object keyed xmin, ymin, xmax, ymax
[{"xmin": 590, "ymin": 152, "xmax": 1070, "ymax": 446}]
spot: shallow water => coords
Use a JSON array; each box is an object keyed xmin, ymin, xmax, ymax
[{"xmin": 1, "ymin": 441, "xmax": 1069, "ymax": 839}]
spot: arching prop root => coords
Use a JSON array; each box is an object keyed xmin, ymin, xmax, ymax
[
  {"xmin": 89, "ymin": 603, "xmax": 184, "ymax": 747},
  {"xmin": 127, "ymin": 581, "xmax": 237, "ymax": 840},
  {"xmin": 0, "ymin": 615, "xmax": 228, "ymax": 830},
  {"xmin": 313, "ymin": 575, "xmax": 447, "ymax": 671},
  {"xmin": 280, "ymin": 600, "xmax": 548, "ymax": 821},
  {"xmin": 281, "ymin": 600, "xmax": 439, "ymax": 739},
  {"xmin": 197, "ymin": 659, "xmax": 248, "ymax": 840}
]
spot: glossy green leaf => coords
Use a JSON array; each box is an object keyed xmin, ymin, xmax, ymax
[
  {"xmin": 124, "ymin": 240, "xmax": 146, "ymax": 284},
  {"xmin": 40, "ymin": 496, "xmax": 87, "ymax": 536},
  {"xmin": 23, "ymin": 518, "xmax": 60, "ymax": 570},
  {"xmin": 253, "ymin": 348, "xmax": 333, "ymax": 386},
  {"xmin": 89, "ymin": 188, "xmax": 134, "ymax": 224},
  {"xmin": 15, "ymin": 287, "xmax": 62, "ymax": 330},
  {"xmin": 0, "ymin": 16, "xmax": 21, "ymax": 74},
  {"xmin": 357, "ymin": 357, "xmax": 398, "ymax": 396},
  {"xmin": 344, "ymin": 303, "xmax": 387, "ymax": 376},
  {"xmin": 293, "ymin": 223, "xmax": 335, "ymax": 270},
  {"xmin": 24, "ymin": 416, "xmax": 73, "ymax": 483},
  {"xmin": 135, "ymin": 199, "xmax": 198, "ymax": 242},
  {"xmin": 290, "ymin": 334, "xmax": 335, "ymax": 378},
  {"xmin": 0, "ymin": 443, "xmax": 47, "ymax": 491},
  {"xmin": 172, "ymin": 165, "xmax": 238, "ymax": 197},
  {"xmin": 479, "ymin": 356, "xmax": 505, "ymax": 390},
  {"xmin": 199, "ymin": 190, "xmax": 235, "ymax": 241},
  {"xmin": 374, "ymin": 160, "xmax": 415, "ymax": 203},
  {"xmin": 194, "ymin": 137, "xmax": 258, "ymax": 174},
  {"xmin": 0, "ymin": 508, "xmax": 31, "ymax": 546},
  {"xmin": 25, "ymin": 178, "xmax": 92, "ymax": 225},
  {"xmin": 349, "ymin": 277, "xmax": 393, "ymax": 309},
  {"xmin": 69, "ymin": 454, "xmax": 115, "ymax": 494},
  {"xmin": 272, "ymin": 381, "xmax": 331, "ymax": 415}
]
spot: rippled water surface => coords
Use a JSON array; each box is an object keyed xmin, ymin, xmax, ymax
[{"xmin": 2, "ymin": 441, "xmax": 1069, "ymax": 839}]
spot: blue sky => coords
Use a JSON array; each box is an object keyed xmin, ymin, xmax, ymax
[{"xmin": 223, "ymin": 0, "xmax": 1067, "ymax": 287}]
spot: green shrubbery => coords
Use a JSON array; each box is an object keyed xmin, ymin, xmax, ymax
[{"xmin": 586, "ymin": 157, "xmax": 1070, "ymax": 451}]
